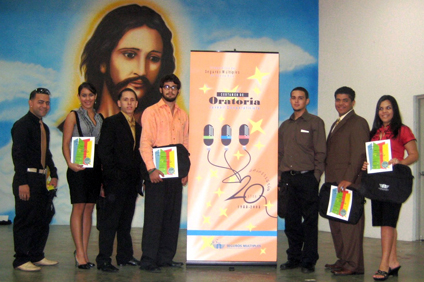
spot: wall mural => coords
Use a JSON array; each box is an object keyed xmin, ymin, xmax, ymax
[{"xmin": 0, "ymin": 0, "xmax": 318, "ymax": 228}]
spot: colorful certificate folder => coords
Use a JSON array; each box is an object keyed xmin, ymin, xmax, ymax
[
  {"xmin": 153, "ymin": 146, "xmax": 179, "ymax": 178},
  {"xmin": 365, "ymin": 140, "xmax": 392, "ymax": 174},
  {"xmin": 71, "ymin": 137, "xmax": 95, "ymax": 168},
  {"xmin": 327, "ymin": 185, "xmax": 352, "ymax": 221}
]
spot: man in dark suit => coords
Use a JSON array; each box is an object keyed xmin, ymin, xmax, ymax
[
  {"xmin": 324, "ymin": 86, "xmax": 369, "ymax": 276},
  {"xmin": 96, "ymin": 88, "xmax": 148, "ymax": 272}
]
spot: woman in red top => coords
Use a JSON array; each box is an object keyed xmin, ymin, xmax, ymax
[{"xmin": 366, "ymin": 95, "xmax": 418, "ymax": 281}]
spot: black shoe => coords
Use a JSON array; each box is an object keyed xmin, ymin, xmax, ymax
[
  {"xmin": 280, "ymin": 260, "xmax": 301, "ymax": 270},
  {"xmin": 301, "ymin": 263, "xmax": 315, "ymax": 273},
  {"xmin": 87, "ymin": 262, "xmax": 95, "ymax": 268},
  {"xmin": 74, "ymin": 251, "xmax": 90, "ymax": 270},
  {"xmin": 97, "ymin": 262, "xmax": 119, "ymax": 272},
  {"xmin": 139, "ymin": 264, "xmax": 161, "ymax": 273},
  {"xmin": 160, "ymin": 261, "xmax": 184, "ymax": 268},
  {"xmin": 118, "ymin": 257, "xmax": 140, "ymax": 266},
  {"xmin": 388, "ymin": 265, "xmax": 401, "ymax": 276}
]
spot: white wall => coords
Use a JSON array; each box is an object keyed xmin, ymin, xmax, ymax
[{"xmin": 319, "ymin": 0, "xmax": 424, "ymax": 241}]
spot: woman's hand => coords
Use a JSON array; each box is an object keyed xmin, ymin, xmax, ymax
[
  {"xmin": 68, "ymin": 162, "xmax": 85, "ymax": 172},
  {"xmin": 389, "ymin": 158, "xmax": 400, "ymax": 165}
]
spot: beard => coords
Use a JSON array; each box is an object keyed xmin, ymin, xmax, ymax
[
  {"xmin": 104, "ymin": 73, "xmax": 161, "ymax": 113},
  {"xmin": 162, "ymin": 93, "xmax": 178, "ymax": 102}
]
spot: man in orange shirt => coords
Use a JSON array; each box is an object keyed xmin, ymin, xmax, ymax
[{"xmin": 139, "ymin": 74, "xmax": 188, "ymax": 273}]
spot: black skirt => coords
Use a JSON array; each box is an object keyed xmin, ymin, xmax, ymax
[{"xmin": 67, "ymin": 150, "xmax": 102, "ymax": 204}]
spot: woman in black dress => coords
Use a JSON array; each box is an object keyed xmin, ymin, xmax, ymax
[{"xmin": 62, "ymin": 82, "xmax": 103, "ymax": 269}]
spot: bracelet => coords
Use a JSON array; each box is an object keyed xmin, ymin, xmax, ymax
[{"xmin": 148, "ymin": 168, "xmax": 156, "ymax": 175}]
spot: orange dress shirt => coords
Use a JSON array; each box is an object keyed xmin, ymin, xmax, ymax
[{"xmin": 139, "ymin": 99, "xmax": 189, "ymax": 171}]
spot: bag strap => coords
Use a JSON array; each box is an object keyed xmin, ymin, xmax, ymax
[{"xmin": 72, "ymin": 110, "xmax": 83, "ymax": 137}]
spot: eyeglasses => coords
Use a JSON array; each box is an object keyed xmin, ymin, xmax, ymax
[
  {"xmin": 162, "ymin": 85, "xmax": 179, "ymax": 91},
  {"xmin": 34, "ymin": 88, "xmax": 51, "ymax": 95}
]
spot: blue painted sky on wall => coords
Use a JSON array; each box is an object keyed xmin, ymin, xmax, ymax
[{"xmin": 0, "ymin": 0, "xmax": 318, "ymax": 227}]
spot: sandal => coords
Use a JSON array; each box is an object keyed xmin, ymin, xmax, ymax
[
  {"xmin": 373, "ymin": 270, "xmax": 389, "ymax": 281},
  {"xmin": 388, "ymin": 265, "xmax": 401, "ymax": 276}
]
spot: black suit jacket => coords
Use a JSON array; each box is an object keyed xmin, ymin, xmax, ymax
[{"xmin": 98, "ymin": 112, "xmax": 147, "ymax": 192}]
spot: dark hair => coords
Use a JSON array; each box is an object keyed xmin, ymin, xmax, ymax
[
  {"xmin": 118, "ymin": 88, "xmax": 138, "ymax": 101},
  {"xmin": 29, "ymin": 88, "xmax": 51, "ymax": 100},
  {"xmin": 160, "ymin": 74, "xmax": 181, "ymax": 89},
  {"xmin": 291, "ymin": 87, "xmax": 309, "ymax": 99},
  {"xmin": 370, "ymin": 95, "xmax": 402, "ymax": 139},
  {"xmin": 334, "ymin": 86, "xmax": 355, "ymax": 101},
  {"xmin": 78, "ymin": 82, "xmax": 97, "ymax": 95},
  {"xmin": 80, "ymin": 4, "xmax": 175, "ymax": 109}
]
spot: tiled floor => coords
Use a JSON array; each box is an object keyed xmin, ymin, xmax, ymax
[{"xmin": 1, "ymin": 225, "xmax": 423, "ymax": 281}]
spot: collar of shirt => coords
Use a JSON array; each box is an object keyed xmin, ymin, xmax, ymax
[
  {"xmin": 289, "ymin": 109, "xmax": 311, "ymax": 121},
  {"xmin": 157, "ymin": 98, "xmax": 182, "ymax": 113},
  {"xmin": 78, "ymin": 106, "xmax": 97, "ymax": 117},
  {"xmin": 338, "ymin": 109, "xmax": 353, "ymax": 122},
  {"xmin": 27, "ymin": 111, "xmax": 42, "ymax": 124},
  {"xmin": 121, "ymin": 111, "xmax": 135, "ymax": 126},
  {"xmin": 376, "ymin": 125, "xmax": 393, "ymax": 139}
]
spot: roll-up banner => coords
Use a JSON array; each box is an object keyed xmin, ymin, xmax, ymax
[{"xmin": 187, "ymin": 51, "xmax": 279, "ymax": 265}]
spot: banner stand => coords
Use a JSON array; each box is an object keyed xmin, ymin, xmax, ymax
[{"xmin": 187, "ymin": 51, "xmax": 279, "ymax": 265}]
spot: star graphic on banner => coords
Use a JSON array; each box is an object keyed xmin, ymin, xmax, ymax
[
  {"xmin": 201, "ymin": 236, "xmax": 214, "ymax": 250},
  {"xmin": 200, "ymin": 84, "xmax": 211, "ymax": 94},
  {"xmin": 247, "ymin": 223, "xmax": 256, "ymax": 232},
  {"xmin": 206, "ymin": 201, "xmax": 211, "ymax": 207},
  {"xmin": 214, "ymin": 187, "xmax": 224, "ymax": 197},
  {"xmin": 264, "ymin": 202, "xmax": 274, "ymax": 209},
  {"xmin": 248, "ymin": 67, "xmax": 269, "ymax": 84},
  {"xmin": 260, "ymin": 248, "xmax": 266, "ymax": 255},
  {"xmin": 196, "ymin": 176, "xmax": 203, "ymax": 181},
  {"xmin": 254, "ymin": 141, "xmax": 265, "ymax": 150},
  {"xmin": 249, "ymin": 119, "xmax": 264, "ymax": 134},
  {"xmin": 219, "ymin": 115, "xmax": 224, "ymax": 122},
  {"xmin": 203, "ymin": 215, "xmax": 211, "ymax": 224},
  {"xmin": 253, "ymin": 86, "xmax": 261, "ymax": 95},
  {"xmin": 234, "ymin": 150, "xmax": 244, "ymax": 160},
  {"xmin": 219, "ymin": 208, "xmax": 228, "ymax": 217},
  {"xmin": 210, "ymin": 169, "xmax": 218, "ymax": 178}
]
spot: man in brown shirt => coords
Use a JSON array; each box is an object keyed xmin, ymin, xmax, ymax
[{"xmin": 278, "ymin": 87, "xmax": 326, "ymax": 273}]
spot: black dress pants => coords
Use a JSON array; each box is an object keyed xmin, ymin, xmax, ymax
[
  {"xmin": 12, "ymin": 173, "xmax": 54, "ymax": 268},
  {"xmin": 281, "ymin": 171, "xmax": 319, "ymax": 265},
  {"xmin": 140, "ymin": 178, "xmax": 182, "ymax": 267},
  {"xmin": 96, "ymin": 184, "xmax": 138, "ymax": 265}
]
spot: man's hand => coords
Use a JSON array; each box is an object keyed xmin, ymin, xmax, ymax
[
  {"xmin": 149, "ymin": 169, "xmax": 164, "ymax": 183},
  {"xmin": 50, "ymin": 178, "xmax": 58, "ymax": 188},
  {"xmin": 338, "ymin": 180, "xmax": 352, "ymax": 193},
  {"xmin": 19, "ymin": 184, "xmax": 30, "ymax": 201},
  {"xmin": 181, "ymin": 176, "xmax": 188, "ymax": 186}
]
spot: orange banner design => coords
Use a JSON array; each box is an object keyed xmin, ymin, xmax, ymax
[{"xmin": 187, "ymin": 51, "xmax": 279, "ymax": 264}]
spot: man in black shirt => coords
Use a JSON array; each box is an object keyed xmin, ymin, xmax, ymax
[{"xmin": 11, "ymin": 88, "xmax": 58, "ymax": 271}]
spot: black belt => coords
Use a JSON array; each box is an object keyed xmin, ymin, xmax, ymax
[{"xmin": 284, "ymin": 170, "xmax": 314, "ymax": 176}]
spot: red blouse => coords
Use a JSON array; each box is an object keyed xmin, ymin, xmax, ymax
[{"xmin": 371, "ymin": 125, "xmax": 416, "ymax": 160}]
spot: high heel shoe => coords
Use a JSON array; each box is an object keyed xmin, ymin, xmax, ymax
[
  {"xmin": 87, "ymin": 262, "xmax": 95, "ymax": 268},
  {"xmin": 74, "ymin": 251, "xmax": 90, "ymax": 270},
  {"xmin": 388, "ymin": 265, "xmax": 401, "ymax": 276},
  {"xmin": 373, "ymin": 270, "xmax": 388, "ymax": 281}
]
